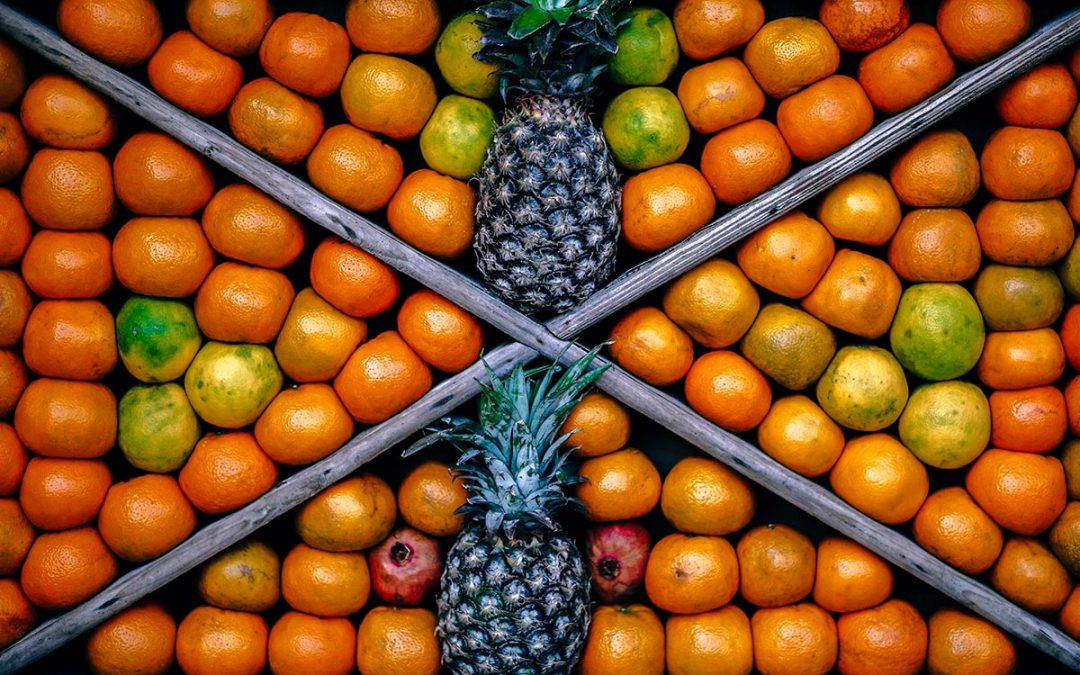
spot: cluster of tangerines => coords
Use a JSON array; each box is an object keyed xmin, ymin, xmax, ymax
[{"xmin": 607, "ymin": 44, "xmax": 1080, "ymax": 639}]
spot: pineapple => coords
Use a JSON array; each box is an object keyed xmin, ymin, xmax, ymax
[
  {"xmin": 473, "ymin": 0, "xmax": 629, "ymax": 315},
  {"xmin": 417, "ymin": 349, "xmax": 606, "ymax": 673}
]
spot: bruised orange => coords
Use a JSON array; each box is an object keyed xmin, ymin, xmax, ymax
[{"xmin": 645, "ymin": 533, "xmax": 739, "ymax": 614}]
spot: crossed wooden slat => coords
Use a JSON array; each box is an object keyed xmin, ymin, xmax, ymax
[{"xmin": 1, "ymin": 4, "xmax": 1080, "ymax": 671}]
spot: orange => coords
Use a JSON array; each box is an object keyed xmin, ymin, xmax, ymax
[
  {"xmin": 830, "ymin": 433, "xmax": 929, "ymax": 525},
  {"xmin": 22, "ymin": 299, "xmax": 117, "ymax": 381},
  {"xmin": 255, "ymin": 384, "xmax": 355, "ymax": 465},
  {"xmin": 0, "ymin": 271, "xmax": 30, "ymax": 348},
  {"xmin": 858, "ymin": 24, "xmax": 955, "ymax": 113},
  {"xmin": 147, "ymin": 30, "xmax": 243, "ymax": 118},
  {"xmin": 1051, "ymin": 501, "xmax": 1080, "ymax": 578},
  {"xmin": 699, "ymin": 119, "xmax": 792, "ymax": 205},
  {"xmin": 645, "ymin": 533, "xmax": 739, "ymax": 614},
  {"xmin": 0, "ymin": 112, "xmax": 28, "ymax": 184},
  {"xmin": 228, "ymin": 78, "xmax": 324, "ymax": 165},
  {"xmin": 980, "ymin": 126, "xmax": 1074, "ymax": 200},
  {"xmin": 269, "ymin": 611, "xmax": 356, "ymax": 675},
  {"xmin": 259, "ymin": 13, "xmax": 350, "ymax": 98},
  {"xmin": 345, "ymin": 0, "xmax": 441, "ymax": 55},
  {"xmin": 751, "ymin": 603, "xmax": 837, "ymax": 675},
  {"xmin": 887, "ymin": 208, "xmax": 982, "ymax": 282},
  {"xmin": 397, "ymin": 290, "xmax": 483, "ymax": 373},
  {"xmin": 927, "ymin": 608, "xmax": 1017, "ymax": 675},
  {"xmin": 274, "ymin": 287, "xmax": 367, "ymax": 382},
  {"xmin": 989, "ymin": 537, "xmax": 1071, "ymax": 614},
  {"xmin": 684, "ymin": 350, "xmax": 771, "ymax": 433},
  {"xmin": 813, "ymin": 536, "xmax": 894, "ymax": 613},
  {"xmin": 0, "ymin": 189, "xmax": 31, "ymax": 266},
  {"xmin": 677, "ymin": 58, "xmax": 765, "ymax": 135},
  {"xmin": 0, "ymin": 351, "xmax": 27, "ymax": 420},
  {"xmin": 672, "ymin": 0, "xmax": 763, "ymax": 61},
  {"xmin": 281, "ymin": 543, "xmax": 370, "ymax": 616},
  {"xmin": 757, "ymin": 395, "xmax": 845, "ymax": 477},
  {"xmin": 561, "ymin": 392, "xmax": 632, "ymax": 459},
  {"xmin": 736, "ymin": 210, "xmax": 835, "ymax": 298},
  {"xmin": 1064, "ymin": 439, "xmax": 1080, "ymax": 500},
  {"xmin": 665, "ymin": 605, "xmax": 753, "ymax": 675},
  {"xmin": 936, "ymin": 0, "xmax": 1032, "ymax": 64},
  {"xmin": 186, "ymin": 0, "xmax": 275, "ymax": 57},
  {"xmin": 112, "ymin": 217, "xmax": 215, "ymax": 297},
  {"xmin": 819, "ymin": 0, "xmax": 910, "ymax": 51},
  {"xmin": 740, "ymin": 303, "xmax": 836, "ymax": 391},
  {"xmin": 333, "ymin": 330, "xmax": 432, "ymax": 424},
  {"xmin": 98, "ymin": 474, "xmax": 197, "ymax": 562},
  {"xmin": 56, "ymin": 0, "xmax": 162, "ymax": 67},
  {"xmin": 912, "ymin": 486, "xmax": 1003, "ymax": 574},
  {"xmin": 20, "ymin": 526, "xmax": 118, "ymax": 610},
  {"xmin": 14, "ymin": 378, "xmax": 116, "ymax": 458},
  {"xmin": 580, "ymin": 604, "xmax": 665, "ymax": 675},
  {"xmin": 0, "ymin": 423, "xmax": 28, "ymax": 496},
  {"xmin": 87, "ymin": 602, "xmax": 176, "ymax": 675},
  {"xmin": 18, "ymin": 457, "xmax": 111, "ymax": 531},
  {"xmin": 837, "ymin": 599, "xmax": 928, "ymax": 675},
  {"xmin": 662, "ymin": 258, "xmax": 759, "ymax": 349},
  {"xmin": 397, "ymin": 460, "xmax": 468, "ymax": 537},
  {"xmin": 21, "ymin": 230, "xmax": 113, "ymax": 299},
  {"xmin": 989, "ymin": 386, "xmax": 1067, "ymax": 454},
  {"xmin": 744, "ymin": 17, "xmax": 840, "ymax": 99},
  {"xmin": 113, "ymin": 131, "xmax": 215, "ymax": 216},
  {"xmin": 889, "ymin": 128, "xmax": 980, "ymax": 207},
  {"xmin": 966, "ymin": 448, "xmax": 1066, "ymax": 535},
  {"xmin": 1063, "ymin": 305, "xmax": 1080, "ymax": 369},
  {"xmin": 0, "ymin": 578, "xmax": 35, "ymax": 650},
  {"xmin": 201, "ymin": 183, "xmax": 305, "ymax": 268},
  {"xmin": 355, "ymin": 606, "xmax": 441, "ymax": 675},
  {"xmin": 387, "ymin": 168, "xmax": 475, "ymax": 259},
  {"xmin": 1062, "ymin": 586, "xmax": 1080, "ymax": 640},
  {"xmin": 661, "ymin": 455, "xmax": 755, "ymax": 535},
  {"xmin": 776, "ymin": 75, "xmax": 874, "ymax": 162},
  {"xmin": 975, "ymin": 199, "xmax": 1074, "ymax": 266},
  {"xmin": 801, "ymin": 249, "xmax": 901, "ymax": 339},
  {"xmin": 295, "ymin": 474, "xmax": 396, "ymax": 551},
  {"xmin": 1067, "ymin": 376, "xmax": 1080, "ymax": 438},
  {"xmin": 996, "ymin": 62, "xmax": 1078, "ymax": 128},
  {"xmin": 577, "ymin": 447, "xmax": 662, "ymax": 522},
  {"xmin": 175, "ymin": 606, "xmax": 267, "ymax": 675},
  {"xmin": 977, "ymin": 329, "xmax": 1064, "ymax": 390},
  {"xmin": 20, "ymin": 148, "xmax": 115, "ymax": 230},
  {"xmin": 198, "ymin": 539, "xmax": 280, "ymax": 612},
  {"xmin": 737, "ymin": 523, "xmax": 815, "ymax": 608},
  {"xmin": 0, "ymin": 36, "xmax": 26, "ymax": 109},
  {"xmin": 341, "ymin": 54, "xmax": 437, "ymax": 141},
  {"xmin": 310, "ymin": 238, "xmax": 399, "ymax": 318},
  {"xmin": 194, "ymin": 262, "xmax": 296, "ymax": 343},
  {"xmin": 179, "ymin": 432, "xmax": 279, "ymax": 514},
  {"xmin": 19, "ymin": 73, "xmax": 115, "ymax": 149},
  {"xmin": 817, "ymin": 172, "xmax": 902, "ymax": 246},
  {"xmin": 0, "ymin": 499, "xmax": 33, "ymax": 575},
  {"xmin": 306, "ymin": 124, "xmax": 404, "ymax": 213},
  {"xmin": 621, "ymin": 163, "xmax": 716, "ymax": 253},
  {"xmin": 608, "ymin": 306, "xmax": 694, "ymax": 386}
]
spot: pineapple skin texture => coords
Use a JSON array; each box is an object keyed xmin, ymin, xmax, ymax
[{"xmin": 474, "ymin": 95, "xmax": 621, "ymax": 315}]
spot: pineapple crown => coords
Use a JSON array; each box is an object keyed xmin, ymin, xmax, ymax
[
  {"xmin": 409, "ymin": 347, "xmax": 607, "ymax": 537},
  {"xmin": 475, "ymin": 0, "xmax": 631, "ymax": 100}
]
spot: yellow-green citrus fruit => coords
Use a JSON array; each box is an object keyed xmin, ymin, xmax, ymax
[
  {"xmin": 1057, "ymin": 238, "xmax": 1080, "ymax": 300},
  {"xmin": 116, "ymin": 296, "xmax": 202, "ymax": 383},
  {"xmin": 740, "ymin": 303, "xmax": 836, "ymax": 391},
  {"xmin": 973, "ymin": 264, "xmax": 1064, "ymax": 331},
  {"xmin": 184, "ymin": 341, "xmax": 283, "ymax": 429},
  {"xmin": 889, "ymin": 283, "xmax": 985, "ymax": 381},
  {"xmin": 816, "ymin": 345, "xmax": 909, "ymax": 431},
  {"xmin": 898, "ymin": 381, "xmax": 990, "ymax": 469},
  {"xmin": 435, "ymin": 12, "xmax": 499, "ymax": 99},
  {"xmin": 602, "ymin": 86, "xmax": 690, "ymax": 170},
  {"xmin": 609, "ymin": 7, "xmax": 679, "ymax": 86},
  {"xmin": 118, "ymin": 383, "xmax": 201, "ymax": 473},
  {"xmin": 419, "ymin": 95, "xmax": 496, "ymax": 180}
]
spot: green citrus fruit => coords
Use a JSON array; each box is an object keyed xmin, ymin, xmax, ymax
[
  {"xmin": 184, "ymin": 341, "xmax": 283, "ymax": 429},
  {"xmin": 1058, "ymin": 238, "xmax": 1080, "ymax": 300},
  {"xmin": 435, "ymin": 12, "xmax": 499, "ymax": 99},
  {"xmin": 740, "ymin": 303, "xmax": 836, "ymax": 391},
  {"xmin": 609, "ymin": 7, "xmax": 679, "ymax": 86},
  {"xmin": 115, "ymin": 296, "xmax": 202, "ymax": 383},
  {"xmin": 816, "ymin": 345, "xmax": 909, "ymax": 431},
  {"xmin": 898, "ymin": 381, "xmax": 990, "ymax": 469},
  {"xmin": 419, "ymin": 95, "xmax": 496, "ymax": 179},
  {"xmin": 889, "ymin": 283, "xmax": 985, "ymax": 381},
  {"xmin": 118, "ymin": 383, "xmax": 201, "ymax": 473},
  {"xmin": 602, "ymin": 86, "xmax": 690, "ymax": 170},
  {"xmin": 973, "ymin": 264, "xmax": 1064, "ymax": 331}
]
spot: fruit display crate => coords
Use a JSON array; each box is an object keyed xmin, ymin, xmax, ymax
[{"xmin": 2, "ymin": 0, "xmax": 1080, "ymax": 673}]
